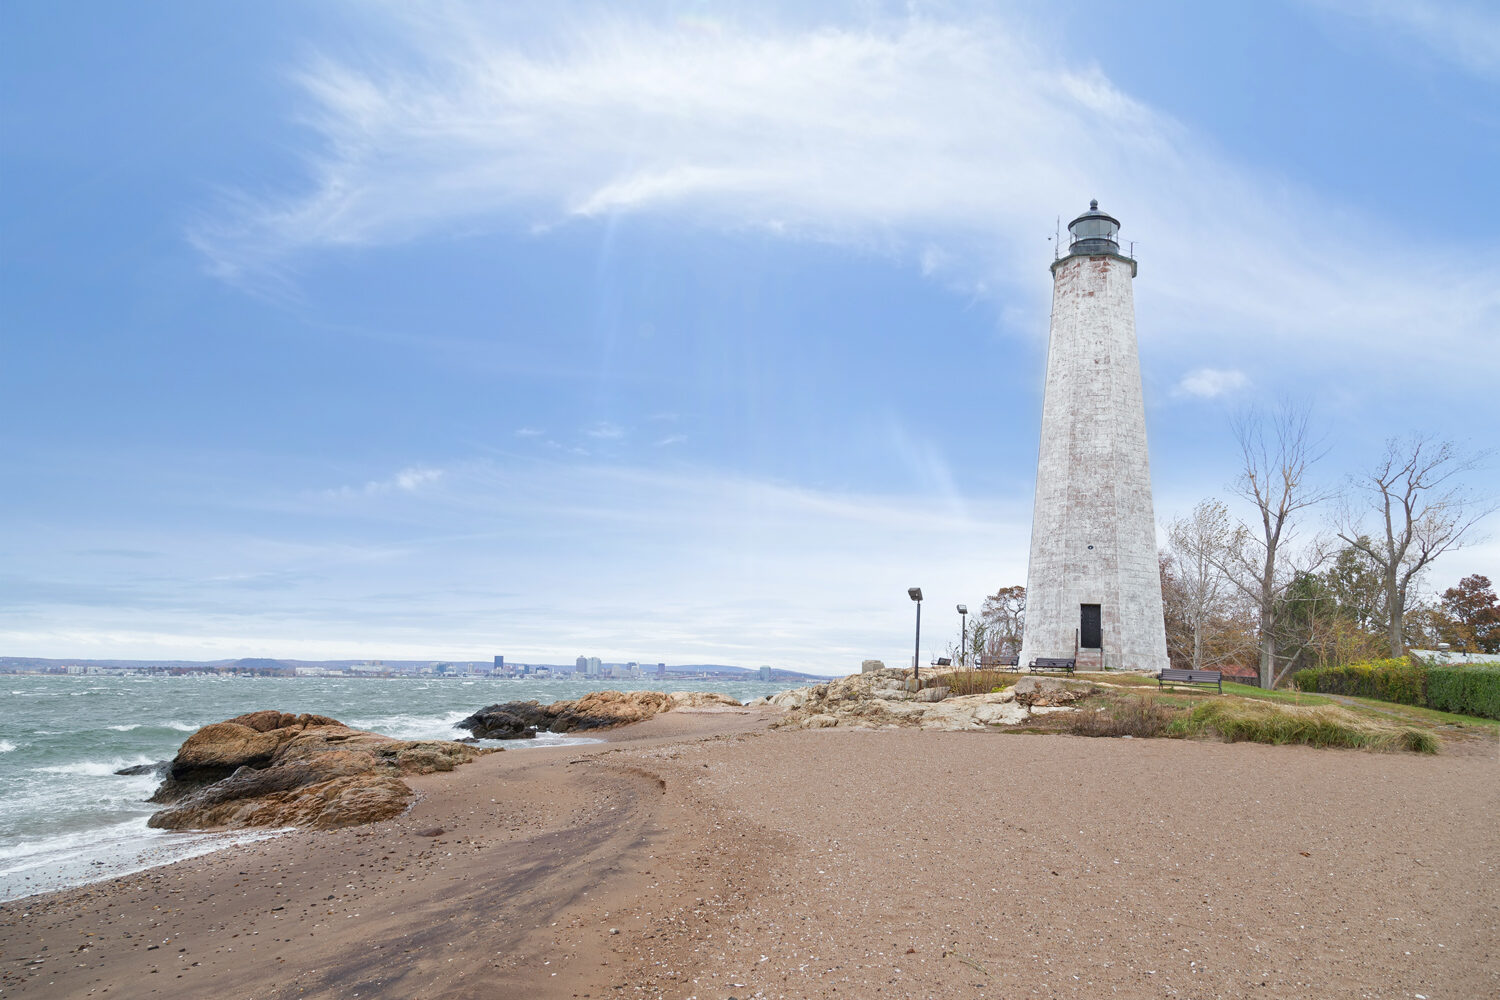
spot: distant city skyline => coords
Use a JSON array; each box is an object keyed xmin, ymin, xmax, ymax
[{"xmin": 2, "ymin": 2, "xmax": 1496, "ymax": 671}]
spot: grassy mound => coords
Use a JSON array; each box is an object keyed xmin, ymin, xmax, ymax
[{"xmin": 1173, "ymin": 699, "xmax": 1438, "ymax": 754}]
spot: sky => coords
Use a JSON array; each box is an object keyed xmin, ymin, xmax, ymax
[{"xmin": 2, "ymin": 0, "xmax": 1497, "ymax": 671}]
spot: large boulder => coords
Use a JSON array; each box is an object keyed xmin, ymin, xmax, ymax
[
  {"xmin": 458, "ymin": 690, "xmax": 741, "ymax": 739},
  {"xmin": 1012, "ymin": 676, "xmax": 1089, "ymax": 709},
  {"xmin": 146, "ymin": 712, "xmax": 492, "ymax": 831}
]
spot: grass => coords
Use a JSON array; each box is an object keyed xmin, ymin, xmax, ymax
[
  {"xmin": 1067, "ymin": 693, "xmax": 1181, "ymax": 738},
  {"xmin": 1336, "ymin": 696, "xmax": 1500, "ymax": 732},
  {"xmin": 1220, "ymin": 682, "xmax": 1334, "ymax": 706},
  {"xmin": 1171, "ymin": 699, "xmax": 1438, "ymax": 754},
  {"xmin": 925, "ymin": 669, "xmax": 1022, "ymax": 696}
]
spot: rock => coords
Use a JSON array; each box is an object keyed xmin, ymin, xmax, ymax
[
  {"xmin": 145, "ymin": 711, "xmax": 492, "ymax": 832},
  {"xmin": 1012, "ymin": 676, "xmax": 1089, "ymax": 709},
  {"xmin": 770, "ymin": 668, "xmax": 1081, "ymax": 731},
  {"xmin": 415, "ymin": 827, "xmax": 445, "ymax": 837},
  {"xmin": 458, "ymin": 690, "xmax": 741, "ymax": 739},
  {"xmin": 115, "ymin": 761, "xmax": 168, "ymax": 777},
  {"xmin": 861, "ymin": 659, "xmax": 886, "ymax": 673}
]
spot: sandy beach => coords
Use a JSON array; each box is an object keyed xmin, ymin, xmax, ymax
[{"xmin": 2, "ymin": 704, "xmax": 1495, "ymax": 999}]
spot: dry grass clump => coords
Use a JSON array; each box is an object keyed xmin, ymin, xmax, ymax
[
  {"xmin": 926, "ymin": 669, "xmax": 1021, "ymax": 697},
  {"xmin": 1068, "ymin": 694, "xmax": 1181, "ymax": 738},
  {"xmin": 1174, "ymin": 700, "xmax": 1438, "ymax": 754}
]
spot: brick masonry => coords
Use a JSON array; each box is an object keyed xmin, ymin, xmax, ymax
[{"xmin": 1017, "ymin": 252, "xmax": 1169, "ymax": 673}]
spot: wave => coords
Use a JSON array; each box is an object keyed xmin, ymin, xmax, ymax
[
  {"xmin": 36, "ymin": 755, "xmax": 158, "ymax": 778},
  {"xmin": 347, "ymin": 709, "xmax": 471, "ymax": 741},
  {"xmin": 0, "ymin": 820, "xmax": 288, "ymax": 902},
  {"xmin": 0, "ymin": 740, "xmax": 15, "ymax": 753},
  {"xmin": 104, "ymin": 721, "xmax": 197, "ymax": 733}
]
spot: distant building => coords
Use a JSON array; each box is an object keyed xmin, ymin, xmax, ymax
[
  {"xmin": 656, "ymin": 662, "xmax": 666, "ymax": 678},
  {"xmin": 758, "ymin": 665, "xmax": 772, "ymax": 681},
  {"xmin": 576, "ymin": 655, "xmax": 588, "ymax": 673},
  {"xmin": 493, "ymin": 655, "xmax": 505, "ymax": 671}
]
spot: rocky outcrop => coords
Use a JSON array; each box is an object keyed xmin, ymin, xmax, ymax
[
  {"xmin": 764, "ymin": 668, "xmax": 1093, "ymax": 731},
  {"xmin": 458, "ymin": 690, "xmax": 742, "ymax": 740},
  {"xmin": 1011, "ymin": 675, "xmax": 1089, "ymax": 709},
  {"xmin": 146, "ymin": 711, "xmax": 492, "ymax": 832}
]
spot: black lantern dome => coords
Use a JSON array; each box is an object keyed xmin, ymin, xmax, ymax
[{"xmin": 1066, "ymin": 199, "xmax": 1120, "ymax": 256}]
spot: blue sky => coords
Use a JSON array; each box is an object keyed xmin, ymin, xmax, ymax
[{"xmin": 3, "ymin": 0, "xmax": 1496, "ymax": 670}]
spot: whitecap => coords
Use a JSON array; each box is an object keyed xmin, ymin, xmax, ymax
[
  {"xmin": 0, "ymin": 740, "xmax": 16, "ymax": 753},
  {"xmin": 37, "ymin": 756, "xmax": 157, "ymax": 778},
  {"xmin": 105, "ymin": 724, "xmax": 142, "ymax": 732}
]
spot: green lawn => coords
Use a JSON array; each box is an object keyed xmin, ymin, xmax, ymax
[{"xmin": 1336, "ymin": 696, "xmax": 1500, "ymax": 731}]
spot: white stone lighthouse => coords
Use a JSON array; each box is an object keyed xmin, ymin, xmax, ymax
[{"xmin": 1017, "ymin": 201, "xmax": 1168, "ymax": 673}]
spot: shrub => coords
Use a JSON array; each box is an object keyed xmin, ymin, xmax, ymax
[
  {"xmin": 1068, "ymin": 694, "xmax": 1181, "ymax": 738},
  {"xmin": 1291, "ymin": 657, "xmax": 1426, "ymax": 706},
  {"xmin": 1295, "ymin": 657, "xmax": 1500, "ymax": 720},
  {"xmin": 1172, "ymin": 700, "xmax": 1437, "ymax": 754},
  {"xmin": 1426, "ymin": 666, "xmax": 1500, "ymax": 720},
  {"xmin": 928, "ymin": 669, "xmax": 1020, "ymax": 696}
]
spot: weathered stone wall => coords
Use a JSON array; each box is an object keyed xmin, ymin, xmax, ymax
[{"xmin": 1018, "ymin": 253, "xmax": 1169, "ymax": 672}]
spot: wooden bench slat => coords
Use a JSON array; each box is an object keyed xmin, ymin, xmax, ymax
[{"xmin": 1158, "ymin": 668, "xmax": 1222, "ymax": 692}]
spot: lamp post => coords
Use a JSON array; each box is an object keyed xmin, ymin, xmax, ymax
[
  {"xmin": 908, "ymin": 587, "xmax": 923, "ymax": 684},
  {"xmin": 958, "ymin": 604, "xmax": 970, "ymax": 665}
]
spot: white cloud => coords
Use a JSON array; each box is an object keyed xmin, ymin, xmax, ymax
[
  {"xmin": 1306, "ymin": 0, "xmax": 1500, "ymax": 78},
  {"xmin": 3, "ymin": 456, "xmax": 1033, "ymax": 671},
  {"xmin": 327, "ymin": 465, "xmax": 444, "ymax": 497},
  {"xmin": 584, "ymin": 421, "xmax": 625, "ymax": 440},
  {"xmin": 191, "ymin": 6, "xmax": 1498, "ymax": 386},
  {"xmin": 654, "ymin": 434, "xmax": 687, "ymax": 447},
  {"xmin": 1174, "ymin": 368, "xmax": 1250, "ymax": 400},
  {"xmin": 514, "ymin": 426, "xmax": 543, "ymax": 438}
]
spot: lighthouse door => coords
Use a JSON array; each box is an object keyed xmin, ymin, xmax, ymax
[{"xmin": 1079, "ymin": 604, "xmax": 1102, "ymax": 649}]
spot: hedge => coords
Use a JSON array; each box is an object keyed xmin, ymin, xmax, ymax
[
  {"xmin": 1293, "ymin": 657, "xmax": 1500, "ymax": 720},
  {"xmin": 1290, "ymin": 658, "xmax": 1426, "ymax": 706},
  {"xmin": 1425, "ymin": 666, "xmax": 1500, "ymax": 720}
]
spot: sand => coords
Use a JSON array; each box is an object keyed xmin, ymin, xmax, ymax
[{"xmin": 2, "ymin": 705, "xmax": 1495, "ymax": 998}]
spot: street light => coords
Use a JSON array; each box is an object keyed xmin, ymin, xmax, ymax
[
  {"xmin": 908, "ymin": 588, "xmax": 923, "ymax": 683},
  {"xmin": 957, "ymin": 604, "xmax": 968, "ymax": 667}
]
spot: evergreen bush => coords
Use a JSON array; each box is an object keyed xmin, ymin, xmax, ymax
[
  {"xmin": 1291, "ymin": 657, "xmax": 1425, "ymax": 705},
  {"xmin": 1426, "ymin": 666, "xmax": 1500, "ymax": 720}
]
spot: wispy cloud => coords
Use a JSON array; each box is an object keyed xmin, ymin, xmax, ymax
[
  {"xmin": 1174, "ymin": 368, "xmax": 1250, "ymax": 400},
  {"xmin": 514, "ymin": 426, "xmax": 544, "ymax": 438},
  {"xmin": 191, "ymin": 6, "xmax": 1498, "ymax": 385},
  {"xmin": 327, "ymin": 465, "xmax": 444, "ymax": 497},
  {"xmin": 654, "ymin": 434, "xmax": 687, "ymax": 447},
  {"xmin": 1306, "ymin": 0, "xmax": 1500, "ymax": 78},
  {"xmin": 1, "ymin": 456, "xmax": 1032, "ymax": 670},
  {"xmin": 584, "ymin": 421, "xmax": 625, "ymax": 441}
]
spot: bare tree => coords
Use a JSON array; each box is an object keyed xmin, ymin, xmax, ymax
[
  {"xmin": 980, "ymin": 586, "xmax": 1025, "ymax": 656},
  {"xmin": 1167, "ymin": 499, "xmax": 1247, "ymax": 670},
  {"xmin": 1208, "ymin": 404, "xmax": 1333, "ymax": 688},
  {"xmin": 1338, "ymin": 436, "xmax": 1496, "ymax": 657}
]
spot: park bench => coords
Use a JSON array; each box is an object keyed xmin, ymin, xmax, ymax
[
  {"xmin": 1028, "ymin": 657, "xmax": 1075, "ymax": 675},
  {"xmin": 980, "ymin": 654, "xmax": 1021, "ymax": 672},
  {"xmin": 1158, "ymin": 668, "xmax": 1223, "ymax": 694}
]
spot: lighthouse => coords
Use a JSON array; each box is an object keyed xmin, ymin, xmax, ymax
[{"xmin": 1017, "ymin": 202, "xmax": 1169, "ymax": 673}]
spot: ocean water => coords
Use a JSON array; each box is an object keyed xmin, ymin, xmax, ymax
[{"xmin": 0, "ymin": 673, "xmax": 796, "ymax": 902}]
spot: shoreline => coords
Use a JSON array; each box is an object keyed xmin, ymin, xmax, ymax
[{"xmin": 3, "ymin": 704, "xmax": 1495, "ymax": 997}]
